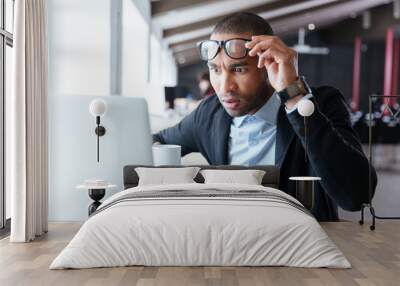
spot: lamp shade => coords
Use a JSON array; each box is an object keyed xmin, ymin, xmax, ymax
[{"xmin": 89, "ymin": 99, "xmax": 107, "ymax": 117}]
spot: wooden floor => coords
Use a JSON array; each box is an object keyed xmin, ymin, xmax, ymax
[{"xmin": 0, "ymin": 222, "xmax": 399, "ymax": 286}]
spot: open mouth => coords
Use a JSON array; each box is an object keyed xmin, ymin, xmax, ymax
[{"xmin": 223, "ymin": 98, "xmax": 241, "ymax": 110}]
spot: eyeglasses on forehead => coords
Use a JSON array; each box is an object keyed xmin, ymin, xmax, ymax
[{"xmin": 197, "ymin": 38, "xmax": 251, "ymax": 61}]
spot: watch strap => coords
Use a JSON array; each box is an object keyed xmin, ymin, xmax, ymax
[{"xmin": 277, "ymin": 76, "xmax": 311, "ymax": 104}]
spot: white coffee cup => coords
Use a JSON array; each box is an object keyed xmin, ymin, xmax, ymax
[{"xmin": 152, "ymin": 144, "xmax": 182, "ymax": 166}]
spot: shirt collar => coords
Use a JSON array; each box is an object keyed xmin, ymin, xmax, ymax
[
  {"xmin": 232, "ymin": 114, "xmax": 248, "ymax": 127},
  {"xmin": 232, "ymin": 92, "xmax": 281, "ymax": 127}
]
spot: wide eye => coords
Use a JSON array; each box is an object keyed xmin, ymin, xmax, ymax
[
  {"xmin": 209, "ymin": 66, "xmax": 220, "ymax": 73},
  {"xmin": 232, "ymin": 67, "xmax": 246, "ymax": 72}
]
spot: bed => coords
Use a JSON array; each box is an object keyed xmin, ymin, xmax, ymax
[{"xmin": 50, "ymin": 165, "xmax": 350, "ymax": 269}]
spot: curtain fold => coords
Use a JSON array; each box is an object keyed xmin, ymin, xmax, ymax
[{"xmin": 9, "ymin": 0, "xmax": 48, "ymax": 242}]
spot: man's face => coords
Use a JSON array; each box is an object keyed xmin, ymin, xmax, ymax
[{"xmin": 208, "ymin": 32, "xmax": 269, "ymax": 117}]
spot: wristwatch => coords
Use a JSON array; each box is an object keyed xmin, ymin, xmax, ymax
[{"xmin": 277, "ymin": 76, "xmax": 311, "ymax": 104}]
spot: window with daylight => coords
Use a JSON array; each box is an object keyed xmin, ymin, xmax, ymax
[{"xmin": 0, "ymin": 0, "xmax": 14, "ymax": 234}]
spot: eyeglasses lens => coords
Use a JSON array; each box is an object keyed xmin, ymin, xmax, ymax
[
  {"xmin": 200, "ymin": 41, "xmax": 219, "ymax": 60},
  {"xmin": 225, "ymin": 39, "xmax": 248, "ymax": 59}
]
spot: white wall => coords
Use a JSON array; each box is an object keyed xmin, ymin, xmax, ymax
[
  {"xmin": 47, "ymin": 0, "xmax": 178, "ymax": 115},
  {"xmin": 120, "ymin": 0, "xmax": 149, "ymax": 96},
  {"xmin": 161, "ymin": 49, "xmax": 178, "ymax": 87},
  {"xmin": 150, "ymin": 34, "xmax": 161, "ymax": 83},
  {"xmin": 120, "ymin": 0, "xmax": 178, "ymax": 115},
  {"xmin": 129, "ymin": 0, "xmax": 151, "ymax": 23},
  {"xmin": 48, "ymin": 0, "xmax": 111, "ymax": 95}
]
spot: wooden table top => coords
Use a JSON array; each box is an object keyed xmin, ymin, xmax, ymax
[{"xmin": 0, "ymin": 221, "xmax": 399, "ymax": 286}]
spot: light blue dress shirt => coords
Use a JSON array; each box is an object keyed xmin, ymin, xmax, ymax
[{"xmin": 228, "ymin": 92, "xmax": 313, "ymax": 166}]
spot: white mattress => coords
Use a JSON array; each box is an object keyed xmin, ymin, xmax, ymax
[{"xmin": 50, "ymin": 183, "xmax": 351, "ymax": 269}]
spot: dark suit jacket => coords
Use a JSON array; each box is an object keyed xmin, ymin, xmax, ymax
[{"xmin": 153, "ymin": 86, "xmax": 377, "ymax": 221}]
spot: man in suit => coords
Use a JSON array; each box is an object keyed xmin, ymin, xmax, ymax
[{"xmin": 153, "ymin": 12, "xmax": 377, "ymax": 221}]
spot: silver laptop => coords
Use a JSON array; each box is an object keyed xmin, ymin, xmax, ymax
[{"xmin": 48, "ymin": 95, "xmax": 153, "ymax": 221}]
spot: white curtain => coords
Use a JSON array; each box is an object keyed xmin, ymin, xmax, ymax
[{"xmin": 8, "ymin": 0, "xmax": 48, "ymax": 242}]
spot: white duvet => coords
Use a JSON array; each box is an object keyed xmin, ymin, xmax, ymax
[{"xmin": 50, "ymin": 183, "xmax": 351, "ymax": 269}]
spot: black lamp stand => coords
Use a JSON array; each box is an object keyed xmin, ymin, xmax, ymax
[
  {"xmin": 88, "ymin": 188, "xmax": 105, "ymax": 216},
  {"xmin": 94, "ymin": 115, "xmax": 106, "ymax": 162}
]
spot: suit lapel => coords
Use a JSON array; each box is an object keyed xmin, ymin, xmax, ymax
[{"xmin": 275, "ymin": 106, "xmax": 295, "ymax": 168}]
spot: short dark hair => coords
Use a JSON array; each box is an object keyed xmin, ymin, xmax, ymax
[{"xmin": 212, "ymin": 12, "xmax": 274, "ymax": 36}]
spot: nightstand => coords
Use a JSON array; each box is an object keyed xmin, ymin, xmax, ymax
[{"xmin": 76, "ymin": 182, "xmax": 117, "ymax": 216}]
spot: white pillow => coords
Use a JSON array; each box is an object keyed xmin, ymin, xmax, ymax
[
  {"xmin": 135, "ymin": 167, "xmax": 201, "ymax": 186},
  {"xmin": 200, "ymin": 169, "xmax": 266, "ymax": 185}
]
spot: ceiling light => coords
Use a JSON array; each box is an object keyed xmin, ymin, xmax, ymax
[
  {"xmin": 362, "ymin": 11, "xmax": 371, "ymax": 29},
  {"xmin": 394, "ymin": 0, "xmax": 400, "ymax": 19}
]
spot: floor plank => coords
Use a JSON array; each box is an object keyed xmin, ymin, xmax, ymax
[{"xmin": 0, "ymin": 222, "xmax": 399, "ymax": 286}]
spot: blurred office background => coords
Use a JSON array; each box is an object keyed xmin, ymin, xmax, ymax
[{"xmin": 46, "ymin": 0, "xmax": 400, "ymax": 221}]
